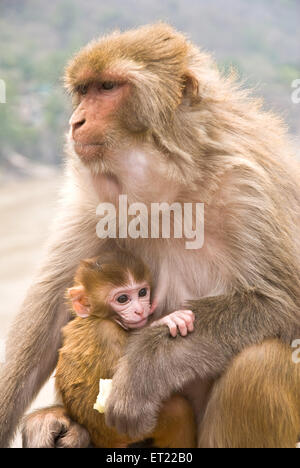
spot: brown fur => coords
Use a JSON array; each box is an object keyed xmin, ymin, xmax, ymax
[
  {"xmin": 1, "ymin": 23, "xmax": 300, "ymax": 447},
  {"xmin": 199, "ymin": 340, "xmax": 300, "ymax": 448},
  {"xmin": 55, "ymin": 315, "xmax": 196, "ymax": 448},
  {"xmin": 73, "ymin": 249, "xmax": 153, "ymax": 319},
  {"xmin": 54, "ymin": 254, "xmax": 196, "ymax": 448},
  {"xmin": 22, "ymin": 406, "xmax": 91, "ymax": 449}
]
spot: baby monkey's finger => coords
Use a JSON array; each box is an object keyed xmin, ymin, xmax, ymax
[
  {"xmin": 172, "ymin": 316, "xmax": 188, "ymax": 337},
  {"xmin": 175, "ymin": 311, "xmax": 195, "ymax": 333},
  {"xmin": 166, "ymin": 318, "xmax": 178, "ymax": 338}
]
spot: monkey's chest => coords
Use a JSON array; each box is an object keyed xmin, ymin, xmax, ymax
[{"xmin": 120, "ymin": 238, "xmax": 227, "ymax": 314}]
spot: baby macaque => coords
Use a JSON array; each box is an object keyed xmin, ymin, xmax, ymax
[{"xmin": 55, "ymin": 249, "xmax": 197, "ymax": 448}]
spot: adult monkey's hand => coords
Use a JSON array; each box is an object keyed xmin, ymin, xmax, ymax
[
  {"xmin": 105, "ymin": 318, "xmax": 218, "ymax": 439},
  {"xmin": 105, "ymin": 349, "xmax": 161, "ymax": 439}
]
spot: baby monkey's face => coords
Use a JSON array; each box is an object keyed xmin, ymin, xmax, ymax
[{"xmin": 107, "ymin": 277, "xmax": 152, "ymax": 330}]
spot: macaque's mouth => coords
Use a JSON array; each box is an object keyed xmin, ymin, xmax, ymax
[
  {"xmin": 125, "ymin": 317, "xmax": 148, "ymax": 329},
  {"xmin": 73, "ymin": 141, "xmax": 105, "ymax": 159},
  {"xmin": 73, "ymin": 141, "xmax": 105, "ymax": 148}
]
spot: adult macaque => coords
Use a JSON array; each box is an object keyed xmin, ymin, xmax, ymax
[
  {"xmin": 36, "ymin": 250, "xmax": 196, "ymax": 449},
  {"xmin": 1, "ymin": 23, "xmax": 300, "ymax": 448}
]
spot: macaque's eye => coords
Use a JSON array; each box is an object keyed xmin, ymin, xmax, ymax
[
  {"xmin": 117, "ymin": 294, "xmax": 129, "ymax": 304},
  {"xmin": 76, "ymin": 84, "xmax": 88, "ymax": 96},
  {"xmin": 138, "ymin": 288, "xmax": 148, "ymax": 298},
  {"xmin": 102, "ymin": 81, "xmax": 117, "ymax": 91}
]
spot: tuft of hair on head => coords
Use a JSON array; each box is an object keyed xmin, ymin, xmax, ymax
[
  {"xmin": 75, "ymin": 249, "xmax": 152, "ymax": 294},
  {"xmin": 64, "ymin": 23, "xmax": 195, "ymax": 130}
]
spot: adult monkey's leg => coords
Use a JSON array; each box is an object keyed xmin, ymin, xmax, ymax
[
  {"xmin": 199, "ymin": 340, "xmax": 300, "ymax": 448},
  {"xmin": 151, "ymin": 394, "xmax": 197, "ymax": 448}
]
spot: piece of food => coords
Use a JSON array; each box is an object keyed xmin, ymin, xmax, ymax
[{"xmin": 94, "ymin": 379, "xmax": 113, "ymax": 414}]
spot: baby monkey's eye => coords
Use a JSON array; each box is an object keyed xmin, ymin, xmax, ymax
[
  {"xmin": 102, "ymin": 81, "xmax": 117, "ymax": 91},
  {"xmin": 139, "ymin": 288, "xmax": 147, "ymax": 298},
  {"xmin": 117, "ymin": 294, "xmax": 129, "ymax": 304}
]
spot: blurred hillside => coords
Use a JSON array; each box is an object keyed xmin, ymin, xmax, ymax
[{"xmin": 0, "ymin": 0, "xmax": 299, "ymax": 173}]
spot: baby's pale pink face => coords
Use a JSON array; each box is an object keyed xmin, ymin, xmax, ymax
[{"xmin": 107, "ymin": 277, "xmax": 152, "ymax": 330}]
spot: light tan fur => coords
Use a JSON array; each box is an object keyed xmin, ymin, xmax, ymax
[
  {"xmin": 1, "ymin": 23, "xmax": 300, "ymax": 448},
  {"xmin": 199, "ymin": 340, "xmax": 300, "ymax": 448}
]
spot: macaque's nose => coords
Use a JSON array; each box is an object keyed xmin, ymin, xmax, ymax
[
  {"xmin": 70, "ymin": 113, "xmax": 86, "ymax": 138},
  {"xmin": 72, "ymin": 119, "xmax": 86, "ymax": 137},
  {"xmin": 134, "ymin": 302, "xmax": 145, "ymax": 317}
]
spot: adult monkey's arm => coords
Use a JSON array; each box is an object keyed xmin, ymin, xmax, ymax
[
  {"xmin": 106, "ymin": 289, "xmax": 298, "ymax": 439},
  {"xmin": 105, "ymin": 169, "xmax": 300, "ymax": 439},
  {"xmin": 0, "ymin": 197, "xmax": 101, "ymax": 448}
]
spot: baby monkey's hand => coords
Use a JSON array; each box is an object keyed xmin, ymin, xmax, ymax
[{"xmin": 151, "ymin": 310, "xmax": 195, "ymax": 337}]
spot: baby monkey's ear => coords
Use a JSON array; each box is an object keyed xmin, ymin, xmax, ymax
[{"xmin": 67, "ymin": 286, "xmax": 91, "ymax": 318}]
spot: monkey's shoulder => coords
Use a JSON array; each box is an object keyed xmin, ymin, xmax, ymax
[
  {"xmin": 62, "ymin": 316, "xmax": 127, "ymax": 346},
  {"xmin": 58, "ymin": 317, "xmax": 128, "ymax": 374}
]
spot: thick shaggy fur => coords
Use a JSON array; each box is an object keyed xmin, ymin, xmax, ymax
[
  {"xmin": 199, "ymin": 340, "xmax": 300, "ymax": 448},
  {"xmin": 1, "ymin": 24, "xmax": 300, "ymax": 448},
  {"xmin": 55, "ymin": 315, "xmax": 197, "ymax": 448}
]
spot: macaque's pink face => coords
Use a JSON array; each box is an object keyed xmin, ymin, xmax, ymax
[
  {"xmin": 69, "ymin": 82, "xmax": 130, "ymax": 163},
  {"xmin": 108, "ymin": 279, "xmax": 152, "ymax": 330}
]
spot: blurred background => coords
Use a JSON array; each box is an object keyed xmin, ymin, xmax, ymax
[{"xmin": 0, "ymin": 0, "xmax": 299, "ymax": 446}]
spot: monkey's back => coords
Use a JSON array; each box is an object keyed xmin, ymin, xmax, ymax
[{"xmin": 56, "ymin": 316, "xmax": 131, "ymax": 448}]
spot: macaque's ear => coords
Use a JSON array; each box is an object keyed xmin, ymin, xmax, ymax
[
  {"xmin": 182, "ymin": 72, "xmax": 199, "ymax": 101},
  {"xmin": 67, "ymin": 286, "xmax": 91, "ymax": 318}
]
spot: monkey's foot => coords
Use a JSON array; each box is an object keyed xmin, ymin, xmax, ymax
[{"xmin": 22, "ymin": 406, "xmax": 91, "ymax": 448}]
